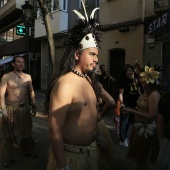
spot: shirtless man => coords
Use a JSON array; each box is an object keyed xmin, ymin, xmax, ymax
[
  {"xmin": 0, "ymin": 56, "xmax": 37, "ymax": 167},
  {"xmin": 52, "ymin": 50, "xmax": 98, "ymax": 146},
  {"xmin": 46, "ymin": 1, "xmax": 102, "ymax": 170},
  {"xmin": 49, "ymin": 48, "xmax": 99, "ymax": 169}
]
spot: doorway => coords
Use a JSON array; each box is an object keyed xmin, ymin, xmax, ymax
[
  {"xmin": 109, "ymin": 49, "xmax": 125, "ymax": 99},
  {"xmin": 30, "ymin": 56, "xmax": 41, "ymax": 90}
]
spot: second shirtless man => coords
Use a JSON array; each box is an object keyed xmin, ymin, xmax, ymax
[{"xmin": 0, "ymin": 56, "xmax": 37, "ymax": 167}]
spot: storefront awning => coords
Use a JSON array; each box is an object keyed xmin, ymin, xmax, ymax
[{"xmin": 0, "ymin": 56, "xmax": 13, "ymax": 65}]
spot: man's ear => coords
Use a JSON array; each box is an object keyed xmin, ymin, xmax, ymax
[{"xmin": 74, "ymin": 50, "xmax": 80, "ymax": 60}]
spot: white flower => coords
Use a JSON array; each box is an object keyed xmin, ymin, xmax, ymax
[
  {"xmin": 140, "ymin": 66, "xmax": 160, "ymax": 84},
  {"xmin": 134, "ymin": 121, "xmax": 156, "ymax": 139}
]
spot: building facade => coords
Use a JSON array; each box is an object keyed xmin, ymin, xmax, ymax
[
  {"xmin": 98, "ymin": 0, "xmax": 170, "ymax": 93},
  {"xmin": 98, "ymin": 0, "xmax": 155, "ymax": 81},
  {"xmin": 0, "ymin": 0, "xmax": 41, "ymax": 89},
  {"xmin": 1, "ymin": 0, "xmax": 169, "ymax": 92},
  {"xmin": 147, "ymin": 0, "xmax": 170, "ymax": 92}
]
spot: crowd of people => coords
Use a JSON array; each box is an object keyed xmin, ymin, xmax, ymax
[{"xmin": 0, "ymin": 0, "xmax": 170, "ymax": 170}]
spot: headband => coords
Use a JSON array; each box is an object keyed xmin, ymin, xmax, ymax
[{"xmin": 63, "ymin": 0, "xmax": 101, "ymax": 50}]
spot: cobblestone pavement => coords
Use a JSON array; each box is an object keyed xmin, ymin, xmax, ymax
[{"xmin": 0, "ymin": 92, "xmax": 158, "ymax": 170}]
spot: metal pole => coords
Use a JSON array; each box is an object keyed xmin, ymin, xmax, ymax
[
  {"xmin": 27, "ymin": 23, "xmax": 30, "ymax": 73},
  {"xmin": 21, "ymin": 1, "xmax": 33, "ymax": 74}
]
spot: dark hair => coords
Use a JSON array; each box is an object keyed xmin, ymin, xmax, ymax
[
  {"xmin": 12, "ymin": 56, "xmax": 24, "ymax": 63},
  {"xmin": 125, "ymin": 65, "xmax": 140, "ymax": 80},
  {"xmin": 158, "ymin": 92, "xmax": 170, "ymax": 112},
  {"xmin": 99, "ymin": 64, "xmax": 105, "ymax": 70},
  {"xmin": 119, "ymin": 64, "xmax": 135, "ymax": 80},
  {"xmin": 90, "ymin": 73, "xmax": 102, "ymax": 102},
  {"xmin": 158, "ymin": 92, "xmax": 170, "ymax": 127},
  {"xmin": 44, "ymin": 48, "xmax": 75, "ymax": 114},
  {"xmin": 145, "ymin": 83, "xmax": 161, "ymax": 96},
  {"xmin": 124, "ymin": 64, "xmax": 134, "ymax": 72}
]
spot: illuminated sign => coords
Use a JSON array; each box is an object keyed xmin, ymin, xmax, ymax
[{"xmin": 16, "ymin": 25, "xmax": 26, "ymax": 36}]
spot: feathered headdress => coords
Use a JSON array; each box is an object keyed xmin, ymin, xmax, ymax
[
  {"xmin": 140, "ymin": 63, "xmax": 162, "ymax": 85},
  {"xmin": 63, "ymin": 0, "xmax": 101, "ymax": 50}
]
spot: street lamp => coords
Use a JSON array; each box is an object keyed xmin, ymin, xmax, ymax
[
  {"xmin": 21, "ymin": 0, "xmax": 33, "ymax": 73},
  {"xmin": 21, "ymin": 0, "xmax": 33, "ymax": 28}
]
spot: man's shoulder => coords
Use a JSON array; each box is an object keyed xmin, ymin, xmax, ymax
[
  {"xmin": 52, "ymin": 73, "xmax": 74, "ymax": 94},
  {"xmin": 22, "ymin": 72, "xmax": 30, "ymax": 76},
  {"xmin": 58, "ymin": 73, "xmax": 74, "ymax": 85},
  {"xmin": 60, "ymin": 71, "xmax": 77, "ymax": 79},
  {"xmin": 57, "ymin": 72, "xmax": 84, "ymax": 89},
  {"xmin": 22, "ymin": 72, "xmax": 31, "ymax": 78},
  {"xmin": 2, "ymin": 72, "xmax": 12, "ymax": 78},
  {"xmin": 58, "ymin": 73, "xmax": 71, "ymax": 81},
  {"xmin": 4, "ymin": 71, "xmax": 30, "ymax": 77}
]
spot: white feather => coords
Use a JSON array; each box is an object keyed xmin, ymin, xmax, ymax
[
  {"xmin": 90, "ymin": 8, "xmax": 99, "ymax": 19},
  {"xmin": 73, "ymin": 10, "xmax": 85, "ymax": 21},
  {"xmin": 81, "ymin": 0, "xmax": 88, "ymax": 22}
]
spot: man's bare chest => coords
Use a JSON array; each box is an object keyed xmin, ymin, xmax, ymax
[{"xmin": 7, "ymin": 78, "xmax": 29, "ymax": 89}]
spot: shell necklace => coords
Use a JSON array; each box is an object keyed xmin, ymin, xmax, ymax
[{"xmin": 72, "ymin": 69, "xmax": 87, "ymax": 78}]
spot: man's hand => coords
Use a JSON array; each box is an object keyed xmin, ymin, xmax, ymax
[
  {"xmin": 31, "ymin": 104, "xmax": 36, "ymax": 117},
  {"xmin": 121, "ymin": 107, "xmax": 134, "ymax": 114},
  {"xmin": 120, "ymin": 103, "xmax": 125, "ymax": 109},
  {"xmin": 1, "ymin": 107, "xmax": 8, "ymax": 121}
]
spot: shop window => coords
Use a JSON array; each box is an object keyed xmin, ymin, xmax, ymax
[
  {"xmin": 60, "ymin": 0, "xmax": 68, "ymax": 11},
  {"xmin": 37, "ymin": 0, "xmax": 67, "ymax": 18},
  {"xmin": 53, "ymin": 0, "xmax": 59, "ymax": 11},
  {"xmin": 0, "ymin": 27, "xmax": 23, "ymax": 45}
]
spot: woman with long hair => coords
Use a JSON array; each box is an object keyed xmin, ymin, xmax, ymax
[
  {"xmin": 121, "ymin": 64, "xmax": 161, "ymax": 170},
  {"xmin": 118, "ymin": 65, "xmax": 141, "ymax": 147}
]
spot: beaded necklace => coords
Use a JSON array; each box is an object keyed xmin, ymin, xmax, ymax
[{"xmin": 72, "ymin": 69, "xmax": 87, "ymax": 78}]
